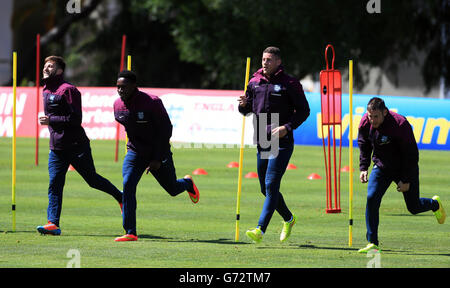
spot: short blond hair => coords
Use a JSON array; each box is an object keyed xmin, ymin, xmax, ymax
[{"xmin": 45, "ymin": 56, "xmax": 66, "ymax": 71}]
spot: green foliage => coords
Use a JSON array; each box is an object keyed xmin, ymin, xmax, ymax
[
  {"xmin": 131, "ymin": 0, "xmax": 447, "ymax": 90},
  {"xmin": 10, "ymin": 0, "xmax": 449, "ymax": 91}
]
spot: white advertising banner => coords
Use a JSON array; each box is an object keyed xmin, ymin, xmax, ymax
[{"xmin": 159, "ymin": 92, "xmax": 254, "ymax": 147}]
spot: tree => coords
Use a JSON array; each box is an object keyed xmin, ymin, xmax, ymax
[
  {"xmin": 132, "ymin": 0, "xmax": 449, "ymax": 92},
  {"xmin": 9, "ymin": 0, "xmax": 449, "ymax": 95},
  {"xmin": 9, "ymin": 0, "xmax": 205, "ymax": 88},
  {"xmin": 9, "ymin": 0, "xmax": 102, "ymax": 86}
]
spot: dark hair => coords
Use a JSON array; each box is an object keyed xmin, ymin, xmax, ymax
[
  {"xmin": 367, "ymin": 97, "xmax": 387, "ymax": 111},
  {"xmin": 118, "ymin": 70, "xmax": 137, "ymax": 83},
  {"xmin": 263, "ymin": 46, "xmax": 281, "ymax": 59},
  {"xmin": 45, "ymin": 56, "xmax": 66, "ymax": 71}
]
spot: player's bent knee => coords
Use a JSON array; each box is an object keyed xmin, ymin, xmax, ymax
[
  {"xmin": 166, "ymin": 187, "xmax": 179, "ymax": 197},
  {"xmin": 408, "ymin": 208, "xmax": 420, "ymax": 215},
  {"xmin": 406, "ymin": 205, "xmax": 420, "ymax": 215}
]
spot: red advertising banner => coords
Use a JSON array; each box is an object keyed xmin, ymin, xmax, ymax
[
  {"xmin": 2, "ymin": 86, "xmax": 449, "ymax": 150},
  {"xmin": 0, "ymin": 86, "xmax": 241, "ymax": 141}
]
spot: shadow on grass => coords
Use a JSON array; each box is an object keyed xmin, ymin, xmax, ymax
[
  {"xmin": 382, "ymin": 250, "xmax": 450, "ymax": 257},
  {"xmin": 275, "ymin": 244, "xmax": 450, "ymax": 257},
  {"xmin": 67, "ymin": 233, "xmax": 249, "ymax": 245},
  {"xmin": 386, "ymin": 214, "xmax": 430, "ymax": 217},
  {"xmin": 256, "ymin": 243, "xmax": 359, "ymax": 252},
  {"xmin": 272, "ymin": 244, "xmax": 449, "ymax": 256},
  {"xmin": 404, "ymin": 252, "xmax": 450, "ymax": 257},
  {"xmin": 1, "ymin": 230, "xmax": 37, "ymax": 233},
  {"xmin": 254, "ymin": 243, "xmax": 420, "ymax": 254},
  {"xmin": 139, "ymin": 235, "xmax": 250, "ymax": 245},
  {"xmin": 138, "ymin": 234, "xmax": 172, "ymax": 240}
]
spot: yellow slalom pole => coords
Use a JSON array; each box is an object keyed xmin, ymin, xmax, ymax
[
  {"xmin": 348, "ymin": 60, "xmax": 354, "ymax": 247},
  {"xmin": 127, "ymin": 55, "xmax": 131, "ymax": 70},
  {"xmin": 12, "ymin": 52, "xmax": 17, "ymax": 232},
  {"xmin": 235, "ymin": 57, "xmax": 251, "ymax": 242},
  {"xmin": 125, "ymin": 55, "xmax": 131, "ymax": 153}
]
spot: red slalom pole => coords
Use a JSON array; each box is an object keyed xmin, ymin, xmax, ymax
[
  {"xmin": 35, "ymin": 34, "xmax": 40, "ymax": 166},
  {"xmin": 115, "ymin": 34, "xmax": 126, "ymax": 162},
  {"xmin": 120, "ymin": 35, "xmax": 126, "ymax": 71}
]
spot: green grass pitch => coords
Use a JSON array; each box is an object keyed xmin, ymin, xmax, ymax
[{"xmin": 0, "ymin": 138, "xmax": 449, "ymax": 267}]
